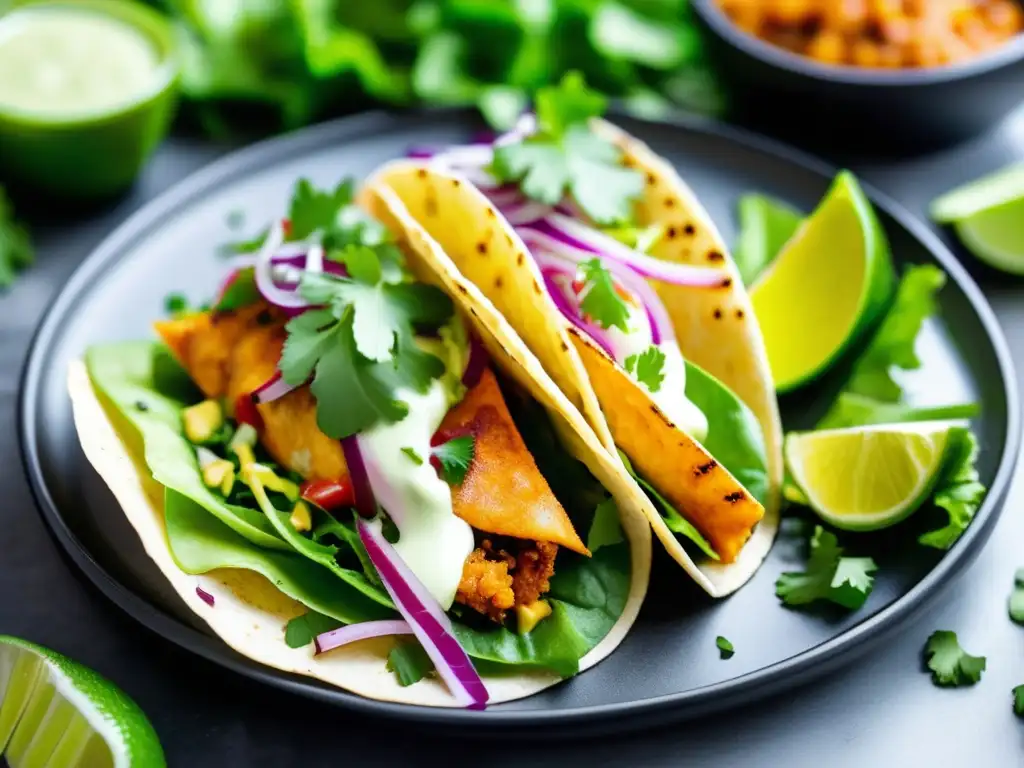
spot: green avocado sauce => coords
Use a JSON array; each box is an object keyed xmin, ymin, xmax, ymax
[{"xmin": 0, "ymin": 7, "xmax": 160, "ymax": 118}]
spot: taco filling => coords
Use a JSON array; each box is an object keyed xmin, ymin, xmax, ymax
[
  {"xmin": 377, "ymin": 74, "xmax": 777, "ymax": 581},
  {"xmin": 79, "ymin": 176, "xmax": 641, "ymax": 708}
]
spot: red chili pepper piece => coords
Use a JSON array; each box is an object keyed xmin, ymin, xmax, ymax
[
  {"xmin": 233, "ymin": 393, "xmax": 264, "ymax": 432},
  {"xmin": 300, "ymin": 478, "xmax": 356, "ymax": 511}
]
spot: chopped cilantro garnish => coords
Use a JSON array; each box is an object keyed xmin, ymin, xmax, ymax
[
  {"xmin": 918, "ymin": 428, "xmax": 986, "ymax": 551},
  {"xmin": 716, "ymin": 636, "xmax": 734, "ymax": 659},
  {"xmin": 164, "ymin": 292, "xmax": 190, "ymax": 316},
  {"xmin": 923, "ymin": 630, "xmax": 985, "ymax": 687},
  {"xmin": 431, "ymin": 435, "xmax": 475, "ymax": 486},
  {"xmin": 624, "ymin": 346, "xmax": 666, "ymax": 392},
  {"xmin": 288, "ymin": 178, "xmax": 355, "ymax": 241},
  {"xmin": 402, "ymin": 447, "xmax": 424, "ymax": 465},
  {"xmin": 1014, "ymin": 685, "xmax": 1024, "ymax": 717},
  {"xmin": 617, "ymin": 450, "xmax": 718, "ymax": 560},
  {"xmin": 489, "ymin": 72, "xmax": 644, "ymax": 225},
  {"xmin": 776, "ymin": 526, "xmax": 876, "ymax": 610},
  {"xmin": 0, "ymin": 188, "xmax": 33, "ymax": 289},
  {"xmin": 213, "ymin": 268, "xmax": 261, "ymax": 312},
  {"xmin": 577, "ymin": 258, "xmax": 630, "ymax": 332},
  {"xmin": 284, "ymin": 611, "xmax": 342, "ymax": 649},
  {"xmin": 1010, "ymin": 569, "xmax": 1024, "ymax": 625},
  {"xmin": 387, "ymin": 640, "xmax": 434, "ymax": 686}
]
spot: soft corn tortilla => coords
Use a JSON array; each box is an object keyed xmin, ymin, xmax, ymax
[
  {"xmin": 68, "ymin": 185, "xmax": 651, "ymax": 708},
  {"xmin": 370, "ymin": 123, "xmax": 783, "ymax": 597}
]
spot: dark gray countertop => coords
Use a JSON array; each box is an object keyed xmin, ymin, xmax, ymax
[{"xmin": 3, "ymin": 112, "xmax": 1023, "ymax": 767}]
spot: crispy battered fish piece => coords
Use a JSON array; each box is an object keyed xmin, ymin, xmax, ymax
[
  {"xmin": 154, "ymin": 303, "xmax": 348, "ymax": 480},
  {"xmin": 441, "ymin": 369, "xmax": 588, "ymax": 555},
  {"xmin": 456, "ymin": 539, "xmax": 557, "ymax": 622}
]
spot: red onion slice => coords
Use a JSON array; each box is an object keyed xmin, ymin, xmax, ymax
[
  {"xmin": 254, "ymin": 222, "xmax": 311, "ymax": 310},
  {"xmin": 196, "ymin": 586, "xmax": 215, "ymax": 606},
  {"xmin": 539, "ymin": 265, "xmax": 617, "ymax": 358},
  {"xmin": 461, "ymin": 335, "xmax": 489, "ymax": 388},
  {"xmin": 341, "ymin": 436, "xmax": 376, "ymax": 519},
  {"xmin": 314, "ymin": 619, "xmax": 413, "ymax": 655},
  {"xmin": 358, "ymin": 518, "xmax": 489, "ymax": 709},
  {"xmin": 251, "ymin": 371, "xmax": 299, "ymax": 405}
]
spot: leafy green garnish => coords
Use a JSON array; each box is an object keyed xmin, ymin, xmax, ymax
[
  {"xmin": 401, "ymin": 447, "xmax": 424, "ymax": 465},
  {"xmin": 1014, "ymin": 685, "xmax": 1024, "ymax": 717},
  {"xmin": 618, "ymin": 450, "xmax": 719, "ymax": 561},
  {"xmin": 164, "ymin": 292, "xmax": 191, "ymax": 316},
  {"xmin": 734, "ymin": 193, "xmax": 802, "ymax": 286},
  {"xmin": 586, "ymin": 497, "xmax": 624, "ymax": 553},
  {"xmin": 284, "ymin": 611, "xmax": 344, "ymax": 649},
  {"xmin": 577, "ymin": 258, "xmax": 630, "ymax": 332},
  {"xmin": 624, "ymin": 346, "xmax": 666, "ymax": 393},
  {"xmin": 1008, "ymin": 569, "xmax": 1024, "ymax": 625},
  {"xmin": 818, "ymin": 394, "xmax": 979, "ymax": 430},
  {"xmin": 490, "ymin": 73, "xmax": 644, "ymax": 225},
  {"xmin": 716, "ymin": 636, "xmax": 734, "ymax": 659},
  {"xmin": 387, "ymin": 640, "xmax": 434, "ymax": 687},
  {"xmin": 923, "ymin": 630, "xmax": 985, "ymax": 687},
  {"xmin": 919, "ymin": 429, "xmax": 986, "ymax": 550},
  {"xmin": 0, "ymin": 188, "xmax": 33, "ymax": 289},
  {"xmin": 213, "ymin": 268, "xmax": 261, "ymax": 312},
  {"xmin": 776, "ymin": 526, "xmax": 877, "ymax": 610},
  {"xmin": 431, "ymin": 435, "xmax": 475, "ymax": 486},
  {"xmin": 288, "ymin": 178, "xmax": 354, "ymax": 241}
]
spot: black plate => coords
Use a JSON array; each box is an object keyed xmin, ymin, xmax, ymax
[{"xmin": 19, "ymin": 109, "xmax": 1019, "ymax": 735}]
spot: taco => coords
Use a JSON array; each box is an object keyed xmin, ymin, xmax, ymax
[
  {"xmin": 371, "ymin": 75, "xmax": 783, "ymax": 597},
  {"xmin": 68, "ymin": 176, "xmax": 650, "ymax": 708}
]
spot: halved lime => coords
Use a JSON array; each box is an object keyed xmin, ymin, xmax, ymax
[
  {"xmin": 0, "ymin": 635, "xmax": 164, "ymax": 767},
  {"xmin": 750, "ymin": 171, "xmax": 894, "ymax": 394},
  {"xmin": 785, "ymin": 421, "xmax": 961, "ymax": 532},
  {"xmin": 931, "ymin": 165, "xmax": 1024, "ymax": 275}
]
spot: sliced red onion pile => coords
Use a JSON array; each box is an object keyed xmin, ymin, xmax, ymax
[
  {"xmin": 314, "ymin": 619, "xmax": 412, "ymax": 654},
  {"xmin": 358, "ymin": 517, "xmax": 489, "ymax": 709}
]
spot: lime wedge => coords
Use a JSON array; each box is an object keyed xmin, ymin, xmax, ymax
[
  {"xmin": 930, "ymin": 165, "xmax": 1024, "ymax": 275},
  {"xmin": 750, "ymin": 172, "xmax": 894, "ymax": 394},
  {"xmin": 0, "ymin": 636, "xmax": 164, "ymax": 768},
  {"xmin": 785, "ymin": 421, "xmax": 962, "ymax": 532}
]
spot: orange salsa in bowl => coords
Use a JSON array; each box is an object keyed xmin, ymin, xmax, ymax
[{"xmin": 715, "ymin": 0, "xmax": 1024, "ymax": 68}]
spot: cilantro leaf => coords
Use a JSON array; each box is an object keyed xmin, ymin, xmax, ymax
[
  {"xmin": 284, "ymin": 611, "xmax": 342, "ymax": 649},
  {"xmin": 402, "ymin": 447, "xmax": 424, "ymax": 465},
  {"xmin": 279, "ymin": 309, "xmax": 337, "ymax": 386},
  {"xmin": 338, "ymin": 244, "xmax": 383, "ymax": 284},
  {"xmin": 919, "ymin": 428, "xmax": 986, "ymax": 550},
  {"xmin": 431, "ymin": 435, "xmax": 475, "ymax": 486},
  {"xmin": 288, "ymin": 178, "xmax": 355, "ymax": 241},
  {"xmin": 387, "ymin": 640, "xmax": 434, "ymax": 686},
  {"xmin": 0, "ymin": 188, "xmax": 33, "ymax": 289},
  {"xmin": 587, "ymin": 497, "xmax": 624, "ymax": 553},
  {"xmin": 1014, "ymin": 685, "xmax": 1024, "ymax": 717},
  {"xmin": 716, "ymin": 636, "xmax": 734, "ymax": 659},
  {"xmin": 489, "ymin": 73, "xmax": 643, "ymax": 224},
  {"xmin": 309, "ymin": 313, "xmax": 411, "ymax": 439},
  {"xmin": 923, "ymin": 630, "xmax": 986, "ymax": 687},
  {"xmin": 776, "ymin": 526, "xmax": 877, "ymax": 610},
  {"xmin": 817, "ymin": 393, "xmax": 980, "ymax": 430},
  {"xmin": 577, "ymin": 258, "xmax": 630, "ymax": 332},
  {"xmin": 618, "ymin": 450, "xmax": 719, "ymax": 560},
  {"xmin": 624, "ymin": 346, "xmax": 666, "ymax": 392}
]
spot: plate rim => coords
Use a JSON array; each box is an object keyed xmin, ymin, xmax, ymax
[{"xmin": 18, "ymin": 106, "xmax": 1021, "ymax": 731}]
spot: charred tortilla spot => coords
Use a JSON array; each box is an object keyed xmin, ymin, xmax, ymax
[
  {"xmin": 724, "ymin": 491, "xmax": 744, "ymax": 503},
  {"xmin": 707, "ymin": 250, "xmax": 724, "ymax": 263},
  {"xmin": 505, "ymin": 233, "xmax": 513, "ymax": 246},
  {"xmin": 517, "ymin": 253, "xmax": 524, "ymax": 266},
  {"xmin": 452, "ymin": 178, "xmax": 461, "ymax": 187},
  {"xmin": 666, "ymin": 226, "xmax": 678, "ymax": 239},
  {"xmin": 646, "ymin": 172, "xmax": 656, "ymax": 186},
  {"xmin": 720, "ymin": 278, "xmax": 733, "ymax": 288},
  {"xmin": 532, "ymin": 279, "xmax": 542, "ymax": 294},
  {"xmin": 664, "ymin": 197, "xmax": 675, "ymax": 208},
  {"xmin": 425, "ymin": 198, "xmax": 438, "ymax": 217},
  {"xmin": 735, "ymin": 308, "xmax": 745, "ymax": 319},
  {"xmin": 683, "ymin": 223, "xmax": 696, "ymax": 236},
  {"xmin": 495, "ymin": 276, "xmax": 504, "ymax": 289},
  {"xmin": 560, "ymin": 341, "xmax": 568, "ymax": 351},
  {"xmin": 416, "ymin": 168, "xmax": 427, "ymax": 179},
  {"xmin": 695, "ymin": 460, "xmax": 717, "ymax": 476},
  {"xmin": 476, "ymin": 241, "xmax": 487, "ymax": 255},
  {"xmin": 456, "ymin": 284, "xmax": 468, "ymax": 294},
  {"xmin": 713, "ymin": 308, "xmax": 723, "ymax": 319}
]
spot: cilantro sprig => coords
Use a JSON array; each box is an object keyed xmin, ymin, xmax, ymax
[
  {"xmin": 624, "ymin": 346, "xmax": 666, "ymax": 393},
  {"xmin": 923, "ymin": 631, "xmax": 985, "ymax": 687},
  {"xmin": 776, "ymin": 526, "xmax": 877, "ymax": 610},
  {"xmin": 431, "ymin": 435, "xmax": 476, "ymax": 486},
  {"xmin": 489, "ymin": 72, "xmax": 644, "ymax": 225},
  {"xmin": 577, "ymin": 258, "xmax": 630, "ymax": 332}
]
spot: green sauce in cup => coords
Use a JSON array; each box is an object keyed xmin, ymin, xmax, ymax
[{"xmin": 0, "ymin": 1, "xmax": 179, "ymax": 200}]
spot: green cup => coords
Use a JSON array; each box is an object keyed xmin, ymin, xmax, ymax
[{"xmin": 0, "ymin": 0, "xmax": 180, "ymax": 200}]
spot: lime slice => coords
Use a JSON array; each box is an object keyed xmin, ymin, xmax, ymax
[
  {"xmin": 785, "ymin": 421, "xmax": 961, "ymax": 531},
  {"xmin": 930, "ymin": 165, "xmax": 1024, "ymax": 275},
  {"xmin": 0, "ymin": 635, "xmax": 165, "ymax": 768},
  {"xmin": 750, "ymin": 172, "xmax": 894, "ymax": 394}
]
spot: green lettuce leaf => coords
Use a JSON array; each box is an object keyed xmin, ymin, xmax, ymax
[
  {"xmin": 734, "ymin": 193, "xmax": 802, "ymax": 286},
  {"xmin": 918, "ymin": 428, "xmax": 986, "ymax": 550}
]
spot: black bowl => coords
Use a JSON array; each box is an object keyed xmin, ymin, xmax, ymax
[{"xmin": 690, "ymin": 0, "xmax": 1024, "ymax": 156}]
